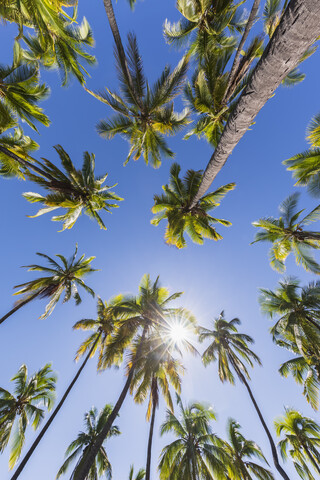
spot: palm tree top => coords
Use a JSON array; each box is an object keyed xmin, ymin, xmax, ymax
[
  {"xmin": 13, "ymin": 244, "xmax": 97, "ymax": 319},
  {"xmin": 151, "ymin": 161, "xmax": 235, "ymax": 248},
  {"xmin": 23, "ymin": 144, "xmax": 123, "ymax": 230}
]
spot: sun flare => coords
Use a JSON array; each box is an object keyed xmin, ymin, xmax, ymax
[{"xmin": 169, "ymin": 322, "xmax": 190, "ymax": 344}]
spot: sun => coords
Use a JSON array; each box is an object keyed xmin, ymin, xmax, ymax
[{"xmin": 169, "ymin": 322, "xmax": 190, "ymax": 344}]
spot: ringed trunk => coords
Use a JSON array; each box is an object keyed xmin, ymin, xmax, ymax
[{"xmin": 191, "ymin": 0, "xmax": 320, "ymax": 207}]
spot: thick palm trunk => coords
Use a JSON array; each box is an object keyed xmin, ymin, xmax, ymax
[
  {"xmin": 145, "ymin": 400, "xmax": 156, "ymax": 480},
  {"xmin": 0, "ymin": 290, "xmax": 41, "ymax": 325},
  {"xmin": 102, "ymin": 0, "xmax": 139, "ymax": 105},
  {"xmin": 234, "ymin": 365, "xmax": 290, "ymax": 480},
  {"xmin": 10, "ymin": 332, "xmax": 101, "ymax": 480},
  {"xmin": 74, "ymin": 324, "xmax": 149, "ymax": 480},
  {"xmin": 223, "ymin": 0, "xmax": 260, "ymax": 103},
  {"xmin": 191, "ymin": 0, "xmax": 320, "ymax": 207}
]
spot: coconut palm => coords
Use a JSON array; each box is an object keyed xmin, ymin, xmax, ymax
[
  {"xmin": 259, "ymin": 276, "xmax": 320, "ymax": 349},
  {"xmin": 274, "ymin": 408, "xmax": 320, "ymax": 478},
  {"xmin": 189, "ymin": 0, "xmax": 320, "ymax": 206},
  {"xmin": 73, "ymin": 296, "xmax": 124, "ymax": 370},
  {"xmin": 151, "ymin": 162, "xmax": 235, "ymax": 248},
  {"xmin": 163, "ymin": 0, "xmax": 245, "ymax": 57},
  {"xmin": 86, "ymin": 33, "xmax": 189, "ymax": 168},
  {"xmin": 22, "ymin": 145, "xmax": 122, "ymax": 230},
  {"xmin": 0, "ymin": 244, "xmax": 96, "ymax": 325},
  {"xmin": 284, "ymin": 113, "xmax": 320, "ymax": 198},
  {"xmin": 252, "ymin": 193, "xmax": 320, "ymax": 273},
  {"xmin": 73, "ymin": 274, "xmax": 194, "ymax": 480},
  {"xmin": 0, "ymin": 63, "xmax": 49, "ymax": 131},
  {"xmin": 279, "ymin": 347, "xmax": 320, "ymax": 411},
  {"xmin": 130, "ymin": 325, "xmax": 196, "ymax": 480},
  {"xmin": 56, "ymin": 404, "xmax": 120, "ymax": 479},
  {"xmin": 10, "ymin": 298, "xmax": 120, "ymax": 480},
  {"xmin": 198, "ymin": 312, "xmax": 289, "ymax": 480},
  {"xmin": 184, "ymin": 39, "xmax": 263, "ymax": 146},
  {"xmin": 224, "ymin": 419, "xmax": 274, "ymax": 479},
  {"xmin": 0, "ymin": 364, "xmax": 56, "ymax": 469},
  {"xmin": 0, "ymin": 125, "xmax": 38, "ymax": 178},
  {"xmin": 128, "ymin": 465, "xmax": 145, "ymax": 480},
  {"xmin": 159, "ymin": 395, "xmax": 228, "ymax": 479}
]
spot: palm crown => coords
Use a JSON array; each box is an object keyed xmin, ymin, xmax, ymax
[
  {"xmin": 151, "ymin": 162, "xmax": 235, "ymax": 248},
  {"xmin": 274, "ymin": 409, "xmax": 320, "ymax": 479},
  {"xmin": 23, "ymin": 145, "xmax": 122, "ymax": 231},
  {"xmin": 10, "ymin": 244, "xmax": 96, "ymax": 320},
  {"xmin": 252, "ymin": 193, "xmax": 320, "ymax": 273},
  {"xmin": 159, "ymin": 395, "xmax": 227, "ymax": 479},
  {"xmin": 86, "ymin": 34, "xmax": 190, "ymax": 168},
  {"xmin": 0, "ymin": 363, "xmax": 56, "ymax": 469},
  {"xmin": 224, "ymin": 419, "xmax": 274, "ymax": 480},
  {"xmin": 56, "ymin": 404, "xmax": 121, "ymax": 479}
]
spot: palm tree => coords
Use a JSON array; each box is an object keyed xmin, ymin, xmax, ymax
[
  {"xmin": 274, "ymin": 408, "xmax": 320, "ymax": 478},
  {"xmin": 74, "ymin": 274, "xmax": 194, "ymax": 480},
  {"xmin": 0, "ymin": 363, "xmax": 56, "ymax": 469},
  {"xmin": 198, "ymin": 312, "xmax": 290, "ymax": 480},
  {"xmin": 252, "ymin": 193, "xmax": 320, "ymax": 273},
  {"xmin": 129, "ymin": 326, "xmax": 196, "ymax": 480},
  {"xmin": 259, "ymin": 276, "xmax": 320, "ymax": 336},
  {"xmin": 224, "ymin": 419, "xmax": 274, "ymax": 479},
  {"xmin": 86, "ymin": 34, "xmax": 189, "ymax": 168},
  {"xmin": 0, "ymin": 63, "xmax": 49, "ymax": 131},
  {"xmin": 1, "ymin": 0, "xmax": 95, "ymax": 86},
  {"xmin": 284, "ymin": 113, "xmax": 320, "ymax": 198},
  {"xmin": 22, "ymin": 145, "xmax": 122, "ymax": 230},
  {"xmin": 279, "ymin": 348, "xmax": 320, "ymax": 411},
  {"xmin": 10, "ymin": 298, "xmax": 120, "ymax": 480},
  {"xmin": 159, "ymin": 395, "xmax": 228, "ymax": 479},
  {"xmin": 163, "ymin": 0, "xmax": 245, "ymax": 58},
  {"xmin": 151, "ymin": 162, "xmax": 235, "ymax": 248},
  {"xmin": 183, "ymin": 40, "xmax": 263, "ymax": 146},
  {"xmin": 56, "ymin": 404, "xmax": 120, "ymax": 479},
  {"xmin": 0, "ymin": 244, "xmax": 96, "ymax": 325},
  {"xmin": 128, "ymin": 465, "xmax": 146, "ymax": 480},
  {"xmin": 0, "ymin": 125, "xmax": 38, "ymax": 179},
  {"xmin": 189, "ymin": 0, "xmax": 320, "ymax": 207}
]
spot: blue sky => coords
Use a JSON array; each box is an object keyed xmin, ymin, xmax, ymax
[{"xmin": 1, "ymin": 0, "xmax": 320, "ymax": 478}]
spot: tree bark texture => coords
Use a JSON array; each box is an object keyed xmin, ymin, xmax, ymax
[{"xmin": 191, "ymin": 0, "xmax": 320, "ymax": 206}]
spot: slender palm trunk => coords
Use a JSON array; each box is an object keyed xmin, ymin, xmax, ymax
[
  {"xmin": 191, "ymin": 0, "xmax": 320, "ymax": 207},
  {"xmin": 233, "ymin": 364, "xmax": 290, "ymax": 480},
  {"xmin": 297, "ymin": 232, "xmax": 320, "ymax": 241},
  {"xmin": 102, "ymin": 0, "xmax": 139, "ymax": 106},
  {"xmin": 74, "ymin": 324, "xmax": 149, "ymax": 480},
  {"xmin": 0, "ymin": 146, "xmax": 57, "ymax": 182},
  {"xmin": 305, "ymin": 315, "xmax": 320, "ymax": 333},
  {"xmin": 145, "ymin": 399, "xmax": 156, "ymax": 480},
  {"xmin": 0, "ymin": 290, "xmax": 41, "ymax": 325},
  {"xmin": 222, "ymin": 0, "xmax": 260, "ymax": 104},
  {"xmin": 10, "ymin": 332, "xmax": 102, "ymax": 480},
  {"xmin": 302, "ymin": 443, "xmax": 320, "ymax": 474}
]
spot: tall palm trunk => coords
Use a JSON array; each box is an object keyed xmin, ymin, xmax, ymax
[
  {"xmin": 191, "ymin": 0, "xmax": 320, "ymax": 207},
  {"xmin": 102, "ymin": 0, "xmax": 140, "ymax": 107},
  {"xmin": 233, "ymin": 363, "xmax": 290, "ymax": 480},
  {"xmin": 145, "ymin": 398, "xmax": 156, "ymax": 480},
  {"xmin": 10, "ymin": 332, "xmax": 102, "ymax": 480},
  {"xmin": 0, "ymin": 290, "xmax": 41, "ymax": 325},
  {"xmin": 74, "ymin": 324, "xmax": 149, "ymax": 480}
]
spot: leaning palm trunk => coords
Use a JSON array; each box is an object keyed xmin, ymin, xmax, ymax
[
  {"xmin": 75, "ymin": 324, "xmax": 149, "ymax": 480},
  {"xmin": 191, "ymin": 0, "xmax": 320, "ymax": 207},
  {"xmin": 102, "ymin": 0, "xmax": 139, "ymax": 105},
  {"xmin": 10, "ymin": 333, "xmax": 102, "ymax": 480},
  {"xmin": 146, "ymin": 399, "xmax": 157, "ymax": 480},
  {"xmin": 303, "ymin": 444, "xmax": 320, "ymax": 474},
  {"xmin": 232, "ymin": 363, "xmax": 290, "ymax": 480},
  {"xmin": 0, "ymin": 290, "xmax": 43, "ymax": 325}
]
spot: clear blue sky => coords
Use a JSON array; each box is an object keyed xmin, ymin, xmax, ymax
[{"xmin": 1, "ymin": 0, "xmax": 320, "ymax": 479}]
